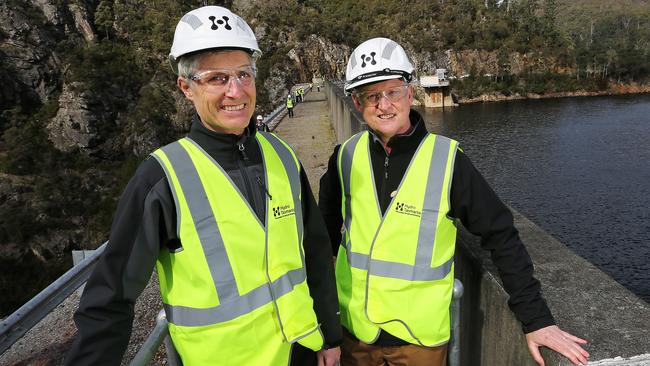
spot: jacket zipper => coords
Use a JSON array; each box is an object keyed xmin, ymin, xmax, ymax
[
  {"xmin": 380, "ymin": 154, "xmax": 390, "ymax": 214},
  {"xmin": 236, "ymin": 142, "xmax": 263, "ymax": 219}
]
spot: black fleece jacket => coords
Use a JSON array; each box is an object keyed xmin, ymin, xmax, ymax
[
  {"xmin": 318, "ymin": 110, "xmax": 555, "ymax": 346},
  {"xmin": 66, "ymin": 115, "xmax": 341, "ymax": 365}
]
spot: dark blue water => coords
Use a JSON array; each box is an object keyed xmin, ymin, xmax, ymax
[{"xmin": 416, "ymin": 94, "xmax": 650, "ymax": 303}]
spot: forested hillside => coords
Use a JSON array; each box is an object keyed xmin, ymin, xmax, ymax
[
  {"xmin": 0, "ymin": 0, "xmax": 648, "ymax": 316},
  {"xmin": 250, "ymin": 0, "xmax": 649, "ymax": 96}
]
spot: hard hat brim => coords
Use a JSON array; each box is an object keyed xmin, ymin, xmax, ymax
[
  {"xmin": 345, "ymin": 74, "xmax": 405, "ymax": 92},
  {"xmin": 169, "ymin": 46, "xmax": 261, "ymax": 75}
]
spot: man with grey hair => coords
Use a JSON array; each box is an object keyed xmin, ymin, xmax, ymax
[{"xmin": 66, "ymin": 6, "xmax": 341, "ymax": 365}]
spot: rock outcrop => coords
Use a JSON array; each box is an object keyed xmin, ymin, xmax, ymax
[
  {"xmin": 47, "ymin": 82, "xmax": 100, "ymax": 152},
  {"xmin": 0, "ymin": 2, "xmax": 62, "ymax": 108}
]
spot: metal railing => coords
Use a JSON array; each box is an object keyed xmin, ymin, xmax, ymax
[
  {"xmin": 0, "ymin": 238, "xmax": 182, "ymax": 365},
  {"xmin": 0, "ymin": 242, "xmax": 107, "ymax": 355},
  {"xmin": 449, "ymin": 278, "xmax": 464, "ymax": 366},
  {"xmin": 129, "ymin": 310, "xmax": 180, "ymax": 366}
]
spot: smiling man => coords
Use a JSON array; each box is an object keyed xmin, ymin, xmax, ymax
[
  {"xmin": 65, "ymin": 6, "xmax": 341, "ymax": 366},
  {"xmin": 318, "ymin": 37, "xmax": 589, "ymax": 366}
]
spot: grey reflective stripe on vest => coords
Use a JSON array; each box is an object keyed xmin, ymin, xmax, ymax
[
  {"xmin": 416, "ymin": 135, "xmax": 452, "ymax": 268},
  {"xmin": 157, "ymin": 140, "xmax": 239, "ymax": 303},
  {"xmin": 164, "ymin": 267, "xmax": 305, "ymax": 327},
  {"xmin": 339, "ymin": 133, "xmax": 364, "ymax": 251},
  {"xmin": 156, "ymin": 137, "xmax": 306, "ymax": 327},
  {"xmin": 349, "ymin": 252, "xmax": 454, "ymax": 281},
  {"xmin": 341, "ymin": 134, "xmax": 455, "ymax": 281}
]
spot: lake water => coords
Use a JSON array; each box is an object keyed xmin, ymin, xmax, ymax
[{"xmin": 416, "ymin": 93, "xmax": 650, "ymax": 303}]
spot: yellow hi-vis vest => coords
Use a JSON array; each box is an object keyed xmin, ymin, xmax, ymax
[
  {"xmin": 151, "ymin": 133, "xmax": 323, "ymax": 365},
  {"xmin": 335, "ymin": 131, "xmax": 458, "ymax": 347},
  {"xmin": 287, "ymin": 96, "xmax": 294, "ymax": 108}
]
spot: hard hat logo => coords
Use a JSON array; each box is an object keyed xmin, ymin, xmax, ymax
[
  {"xmin": 361, "ymin": 53, "xmax": 377, "ymax": 68},
  {"xmin": 209, "ymin": 15, "xmax": 231, "ymax": 30}
]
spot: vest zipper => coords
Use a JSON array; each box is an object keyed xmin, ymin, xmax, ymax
[{"xmin": 256, "ymin": 176, "xmax": 272, "ymax": 200}]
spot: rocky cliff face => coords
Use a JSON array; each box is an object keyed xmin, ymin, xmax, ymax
[
  {"xmin": 251, "ymin": 19, "xmax": 351, "ymax": 107},
  {"xmin": 1, "ymin": 1, "xmax": 61, "ymax": 111},
  {"xmin": 0, "ymin": 0, "xmax": 102, "ymax": 318},
  {"xmin": 446, "ymin": 49, "xmax": 567, "ymax": 77}
]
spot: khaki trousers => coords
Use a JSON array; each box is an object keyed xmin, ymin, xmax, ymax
[{"xmin": 341, "ymin": 329, "xmax": 448, "ymax": 366}]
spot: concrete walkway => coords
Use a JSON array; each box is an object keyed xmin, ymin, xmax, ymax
[{"xmin": 272, "ymin": 90, "xmax": 337, "ymax": 198}]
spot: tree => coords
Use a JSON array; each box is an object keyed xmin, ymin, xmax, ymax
[{"xmin": 95, "ymin": 0, "xmax": 114, "ymax": 39}]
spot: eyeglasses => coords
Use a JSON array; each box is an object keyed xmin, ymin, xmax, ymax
[
  {"xmin": 355, "ymin": 84, "xmax": 409, "ymax": 106},
  {"xmin": 189, "ymin": 66, "xmax": 257, "ymax": 92}
]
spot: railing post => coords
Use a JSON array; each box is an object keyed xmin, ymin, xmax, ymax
[
  {"xmin": 448, "ymin": 278, "xmax": 464, "ymax": 366},
  {"xmin": 129, "ymin": 310, "xmax": 182, "ymax": 366},
  {"xmin": 162, "ymin": 309, "xmax": 182, "ymax": 366}
]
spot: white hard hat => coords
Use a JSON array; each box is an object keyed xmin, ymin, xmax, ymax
[
  {"xmin": 344, "ymin": 37, "xmax": 414, "ymax": 92},
  {"xmin": 169, "ymin": 6, "xmax": 261, "ymax": 74},
  {"xmin": 256, "ymin": 115, "xmax": 263, "ymax": 120}
]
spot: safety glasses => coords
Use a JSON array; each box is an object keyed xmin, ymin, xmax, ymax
[
  {"xmin": 189, "ymin": 66, "xmax": 257, "ymax": 92},
  {"xmin": 355, "ymin": 84, "xmax": 409, "ymax": 106}
]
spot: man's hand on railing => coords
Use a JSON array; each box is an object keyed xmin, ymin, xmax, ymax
[{"xmin": 525, "ymin": 325, "xmax": 589, "ymax": 366}]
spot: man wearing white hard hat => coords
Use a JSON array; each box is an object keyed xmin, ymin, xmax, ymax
[
  {"xmin": 319, "ymin": 37, "xmax": 589, "ymax": 366},
  {"xmin": 66, "ymin": 6, "xmax": 341, "ymax": 366},
  {"xmin": 256, "ymin": 114, "xmax": 270, "ymax": 132}
]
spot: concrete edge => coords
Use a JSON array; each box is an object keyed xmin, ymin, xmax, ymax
[{"xmin": 588, "ymin": 354, "xmax": 650, "ymax": 365}]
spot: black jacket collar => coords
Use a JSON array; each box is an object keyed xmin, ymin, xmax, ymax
[{"xmin": 187, "ymin": 113, "xmax": 257, "ymax": 151}]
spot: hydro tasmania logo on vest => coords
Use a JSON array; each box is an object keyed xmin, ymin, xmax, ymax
[
  {"xmin": 273, "ymin": 204, "xmax": 295, "ymax": 219},
  {"xmin": 395, "ymin": 201, "xmax": 422, "ymax": 217}
]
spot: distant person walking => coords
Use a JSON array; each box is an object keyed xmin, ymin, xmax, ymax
[
  {"xmin": 256, "ymin": 114, "xmax": 269, "ymax": 131},
  {"xmin": 297, "ymin": 87, "xmax": 304, "ymax": 102},
  {"xmin": 287, "ymin": 93, "xmax": 295, "ymax": 118}
]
